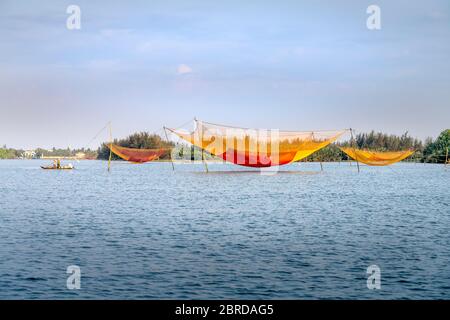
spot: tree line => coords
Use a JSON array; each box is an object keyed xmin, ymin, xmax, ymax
[
  {"xmin": 306, "ymin": 130, "xmax": 448, "ymax": 163},
  {"xmin": 2, "ymin": 129, "xmax": 448, "ymax": 163},
  {"xmin": 0, "ymin": 145, "xmax": 97, "ymax": 159},
  {"xmin": 36, "ymin": 147, "xmax": 97, "ymax": 158}
]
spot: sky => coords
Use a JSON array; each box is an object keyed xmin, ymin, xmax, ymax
[{"xmin": 0, "ymin": 0, "xmax": 449, "ymax": 149}]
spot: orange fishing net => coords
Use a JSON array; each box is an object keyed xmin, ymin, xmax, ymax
[
  {"xmin": 339, "ymin": 147, "xmax": 414, "ymax": 166},
  {"xmin": 167, "ymin": 120, "xmax": 346, "ymax": 167},
  {"xmin": 108, "ymin": 144, "xmax": 166, "ymax": 163}
]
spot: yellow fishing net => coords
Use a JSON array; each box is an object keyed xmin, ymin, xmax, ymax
[
  {"xmin": 167, "ymin": 120, "xmax": 346, "ymax": 167},
  {"xmin": 339, "ymin": 147, "xmax": 414, "ymax": 166}
]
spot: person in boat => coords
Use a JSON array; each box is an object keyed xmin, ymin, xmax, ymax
[
  {"xmin": 53, "ymin": 159, "xmax": 58, "ymax": 169},
  {"xmin": 56, "ymin": 159, "xmax": 61, "ymax": 169}
]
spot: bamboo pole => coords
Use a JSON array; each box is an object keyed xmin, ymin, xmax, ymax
[
  {"xmin": 107, "ymin": 121, "xmax": 112, "ymax": 172},
  {"xmin": 195, "ymin": 119, "xmax": 209, "ymax": 173},
  {"xmin": 445, "ymin": 147, "xmax": 449, "ymax": 167},
  {"xmin": 163, "ymin": 127, "xmax": 175, "ymax": 171},
  {"xmin": 312, "ymin": 132, "xmax": 323, "ymax": 172},
  {"xmin": 202, "ymin": 148, "xmax": 208, "ymax": 172},
  {"xmin": 350, "ymin": 128, "xmax": 360, "ymax": 173}
]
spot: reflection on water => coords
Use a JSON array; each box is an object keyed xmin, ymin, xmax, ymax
[
  {"xmin": 192, "ymin": 170, "xmax": 321, "ymax": 175},
  {"xmin": 0, "ymin": 160, "xmax": 448, "ymax": 299}
]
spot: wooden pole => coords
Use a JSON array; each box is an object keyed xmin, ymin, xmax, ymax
[
  {"xmin": 202, "ymin": 148, "xmax": 209, "ymax": 172},
  {"xmin": 163, "ymin": 127, "xmax": 175, "ymax": 171},
  {"xmin": 195, "ymin": 119, "xmax": 209, "ymax": 173},
  {"xmin": 107, "ymin": 122, "xmax": 112, "ymax": 172},
  {"xmin": 350, "ymin": 128, "xmax": 360, "ymax": 173},
  {"xmin": 312, "ymin": 132, "xmax": 323, "ymax": 172},
  {"xmin": 445, "ymin": 147, "xmax": 449, "ymax": 167}
]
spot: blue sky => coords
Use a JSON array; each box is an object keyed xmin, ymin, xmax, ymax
[{"xmin": 0, "ymin": 0, "xmax": 449, "ymax": 149}]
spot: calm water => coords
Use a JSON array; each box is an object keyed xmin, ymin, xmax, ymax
[{"xmin": 0, "ymin": 160, "xmax": 448, "ymax": 299}]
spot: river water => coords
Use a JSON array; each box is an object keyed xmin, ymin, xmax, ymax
[{"xmin": 0, "ymin": 160, "xmax": 448, "ymax": 299}]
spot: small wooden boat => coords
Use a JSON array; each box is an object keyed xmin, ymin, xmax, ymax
[{"xmin": 41, "ymin": 166, "xmax": 74, "ymax": 170}]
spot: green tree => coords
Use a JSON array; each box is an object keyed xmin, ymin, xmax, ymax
[
  {"xmin": 423, "ymin": 129, "xmax": 449, "ymax": 163},
  {"xmin": 0, "ymin": 147, "xmax": 17, "ymax": 159}
]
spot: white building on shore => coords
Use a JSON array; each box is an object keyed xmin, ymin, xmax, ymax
[{"xmin": 21, "ymin": 150, "xmax": 37, "ymax": 159}]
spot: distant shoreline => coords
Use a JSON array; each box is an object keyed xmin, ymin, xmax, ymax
[{"xmin": 0, "ymin": 158, "xmax": 438, "ymax": 165}]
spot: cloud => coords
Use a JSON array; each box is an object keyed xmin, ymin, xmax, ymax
[{"xmin": 177, "ymin": 64, "xmax": 193, "ymax": 75}]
